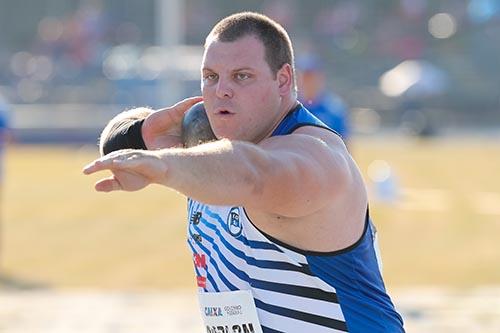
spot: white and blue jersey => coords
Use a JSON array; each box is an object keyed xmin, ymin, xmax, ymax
[{"xmin": 187, "ymin": 104, "xmax": 404, "ymax": 332}]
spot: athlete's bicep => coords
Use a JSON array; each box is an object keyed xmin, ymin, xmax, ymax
[{"xmin": 248, "ymin": 129, "xmax": 352, "ymax": 217}]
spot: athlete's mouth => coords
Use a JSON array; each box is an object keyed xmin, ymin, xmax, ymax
[{"xmin": 215, "ymin": 108, "xmax": 235, "ymax": 115}]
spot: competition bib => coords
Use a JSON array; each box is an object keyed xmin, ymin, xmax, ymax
[{"xmin": 198, "ymin": 290, "xmax": 263, "ymax": 333}]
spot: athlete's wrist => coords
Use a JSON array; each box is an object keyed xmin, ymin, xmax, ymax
[{"xmin": 155, "ymin": 148, "xmax": 180, "ymax": 187}]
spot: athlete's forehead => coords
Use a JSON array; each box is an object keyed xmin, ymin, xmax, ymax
[{"xmin": 202, "ymin": 35, "xmax": 272, "ymax": 74}]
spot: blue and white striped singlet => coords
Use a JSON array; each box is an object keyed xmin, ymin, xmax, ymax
[{"xmin": 187, "ymin": 104, "xmax": 405, "ymax": 332}]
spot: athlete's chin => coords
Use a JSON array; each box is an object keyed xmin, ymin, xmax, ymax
[
  {"xmin": 214, "ymin": 132, "xmax": 239, "ymax": 141},
  {"xmin": 213, "ymin": 128, "xmax": 246, "ymax": 142}
]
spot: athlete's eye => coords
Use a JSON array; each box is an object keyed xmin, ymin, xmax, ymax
[
  {"xmin": 234, "ymin": 73, "xmax": 251, "ymax": 81},
  {"xmin": 204, "ymin": 73, "xmax": 218, "ymax": 82}
]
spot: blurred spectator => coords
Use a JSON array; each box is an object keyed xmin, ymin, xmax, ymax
[
  {"xmin": 0, "ymin": 93, "xmax": 11, "ymax": 200},
  {"xmin": 0, "ymin": 93, "xmax": 9, "ymax": 271},
  {"xmin": 0, "ymin": 93, "xmax": 11, "ymax": 161},
  {"xmin": 297, "ymin": 55, "xmax": 350, "ymax": 142}
]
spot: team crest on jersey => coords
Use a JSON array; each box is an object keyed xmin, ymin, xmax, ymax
[{"xmin": 227, "ymin": 207, "xmax": 242, "ymax": 237}]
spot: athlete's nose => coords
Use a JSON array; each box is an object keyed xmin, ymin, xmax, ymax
[{"xmin": 215, "ymin": 78, "xmax": 233, "ymax": 99}]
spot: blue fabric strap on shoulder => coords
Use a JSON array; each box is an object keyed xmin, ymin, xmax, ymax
[{"xmin": 271, "ymin": 103, "xmax": 340, "ymax": 137}]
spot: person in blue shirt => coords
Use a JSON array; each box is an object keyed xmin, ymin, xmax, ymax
[
  {"xmin": 297, "ymin": 55, "xmax": 350, "ymax": 143},
  {"xmin": 0, "ymin": 94, "xmax": 10, "ymax": 186},
  {"xmin": 85, "ymin": 12, "xmax": 404, "ymax": 332},
  {"xmin": 0, "ymin": 93, "xmax": 10, "ymax": 272}
]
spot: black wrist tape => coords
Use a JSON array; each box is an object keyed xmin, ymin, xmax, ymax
[{"xmin": 102, "ymin": 118, "xmax": 147, "ymax": 155}]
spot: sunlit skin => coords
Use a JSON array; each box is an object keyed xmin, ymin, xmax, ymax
[
  {"xmin": 201, "ymin": 35, "xmax": 296, "ymax": 143},
  {"xmin": 83, "ymin": 33, "xmax": 367, "ymax": 252}
]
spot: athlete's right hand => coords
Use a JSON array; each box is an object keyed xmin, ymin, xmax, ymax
[
  {"xmin": 142, "ymin": 96, "xmax": 203, "ymax": 150},
  {"xmin": 83, "ymin": 149, "xmax": 167, "ymax": 192}
]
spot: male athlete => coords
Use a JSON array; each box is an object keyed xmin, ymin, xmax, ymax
[{"xmin": 85, "ymin": 12, "xmax": 404, "ymax": 333}]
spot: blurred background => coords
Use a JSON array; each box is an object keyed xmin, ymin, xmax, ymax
[{"xmin": 0, "ymin": 0, "xmax": 499, "ymax": 332}]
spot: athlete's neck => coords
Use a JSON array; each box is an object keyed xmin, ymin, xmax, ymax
[{"xmin": 257, "ymin": 99, "xmax": 299, "ymax": 142}]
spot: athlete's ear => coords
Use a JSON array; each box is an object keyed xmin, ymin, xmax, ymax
[{"xmin": 277, "ymin": 63, "xmax": 293, "ymax": 96}]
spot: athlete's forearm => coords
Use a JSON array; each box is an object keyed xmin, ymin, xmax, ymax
[{"xmin": 159, "ymin": 139, "xmax": 270, "ymax": 205}]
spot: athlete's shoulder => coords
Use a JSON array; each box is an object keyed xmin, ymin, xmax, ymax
[{"xmin": 292, "ymin": 125, "xmax": 346, "ymax": 148}]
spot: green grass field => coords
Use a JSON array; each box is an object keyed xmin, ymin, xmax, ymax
[{"xmin": 1, "ymin": 137, "xmax": 499, "ymax": 290}]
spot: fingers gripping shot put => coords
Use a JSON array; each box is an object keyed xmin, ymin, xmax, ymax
[{"xmin": 84, "ymin": 12, "xmax": 404, "ymax": 333}]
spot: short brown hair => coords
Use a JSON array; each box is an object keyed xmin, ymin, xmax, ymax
[{"xmin": 206, "ymin": 12, "xmax": 295, "ymax": 78}]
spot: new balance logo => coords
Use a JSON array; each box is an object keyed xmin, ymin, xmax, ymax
[{"xmin": 190, "ymin": 212, "xmax": 202, "ymax": 225}]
